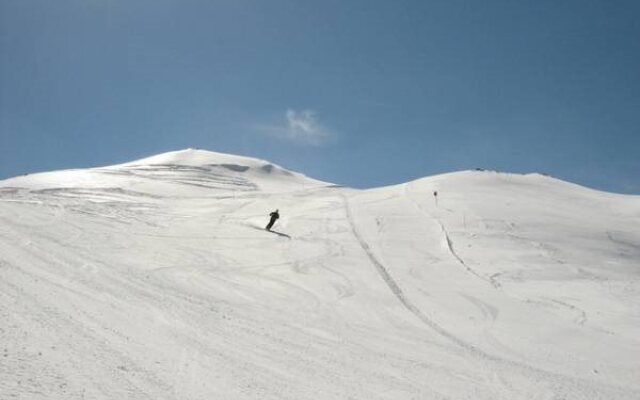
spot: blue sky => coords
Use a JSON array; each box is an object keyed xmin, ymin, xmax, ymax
[{"xmin": 1, "ymin": 0, "xmax": 639, "ymax": 193}]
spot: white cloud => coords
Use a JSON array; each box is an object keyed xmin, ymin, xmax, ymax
[{"xmin": 260, "ymin": 109, "xmax": 333, "ymax": 146}]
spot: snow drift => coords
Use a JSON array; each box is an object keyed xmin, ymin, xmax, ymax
[{"xmin": 0, "ymin": 149, "xmax": 638, "ymax": 399}]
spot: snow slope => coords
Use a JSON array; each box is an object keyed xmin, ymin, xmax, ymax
[{"xmin": 1, "ymin": 149, "xmax": 638, "ymax": 399}]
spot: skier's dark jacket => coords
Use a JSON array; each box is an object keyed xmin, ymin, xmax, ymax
[{"xmin": 266, "ymin": 210, "xmax": 280, "ymax": 230}]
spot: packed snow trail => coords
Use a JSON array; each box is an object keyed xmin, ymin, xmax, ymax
[
  {"xmin": 1, "ymin": 149, "xmax": 639, "ymax": 399},
  {"xmin": 342, "ymin": 193, "xmax": 492, "ymax": 357}
]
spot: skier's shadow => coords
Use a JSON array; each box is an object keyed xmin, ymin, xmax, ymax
[
  {"xmin": 248, "ymin": 225, "xmax": 291, "ymax": 239},
  {"xmin": 268, "ymin": 230, "xmax": 291, "ymax": 239}
]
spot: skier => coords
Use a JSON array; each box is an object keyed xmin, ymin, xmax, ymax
[{"xmin": 266, "ymin": 209, "xmax": 280, "ymax": 231}]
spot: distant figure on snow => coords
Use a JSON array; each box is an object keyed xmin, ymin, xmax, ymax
[{"xmin": 266, "ymin": 209, "xmax": 280, "ymax": 231}]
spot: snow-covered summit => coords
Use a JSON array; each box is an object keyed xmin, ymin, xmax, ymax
[
  {"xmin": 115, "ymin": 148, "xmax": 302, "ymax": 178},
  {"xmin": 117, "ymin": 148, "xmax": 282, "ymax": 169},
  {"xmin": 0, "ymin": 148, "xmax": 330, "ymax": 195}
]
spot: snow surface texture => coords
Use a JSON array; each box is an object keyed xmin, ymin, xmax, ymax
[{"xmin": 1, "ymin": 148, "xmax": 638, "ymax": 399}]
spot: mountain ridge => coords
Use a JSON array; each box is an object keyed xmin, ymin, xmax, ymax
[
  {"xmin": 3, "ymin": 148, "xmax": 636, "ymax": 199},
  {"xmin": 0, "ymin": 148, "xmax": 638, "ymax": 399}
]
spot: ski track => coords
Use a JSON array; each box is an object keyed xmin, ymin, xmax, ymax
[
  {"xmin": 342, "ymin": 191, "xmax": 639, "ymax": 400},
  {"xmin": 342, "ymin": 193, "xmax": 489, "ymax": 357},
  {"xmin": 402, "ymin": 183, "xmax": 492, "ymax": 286}
]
